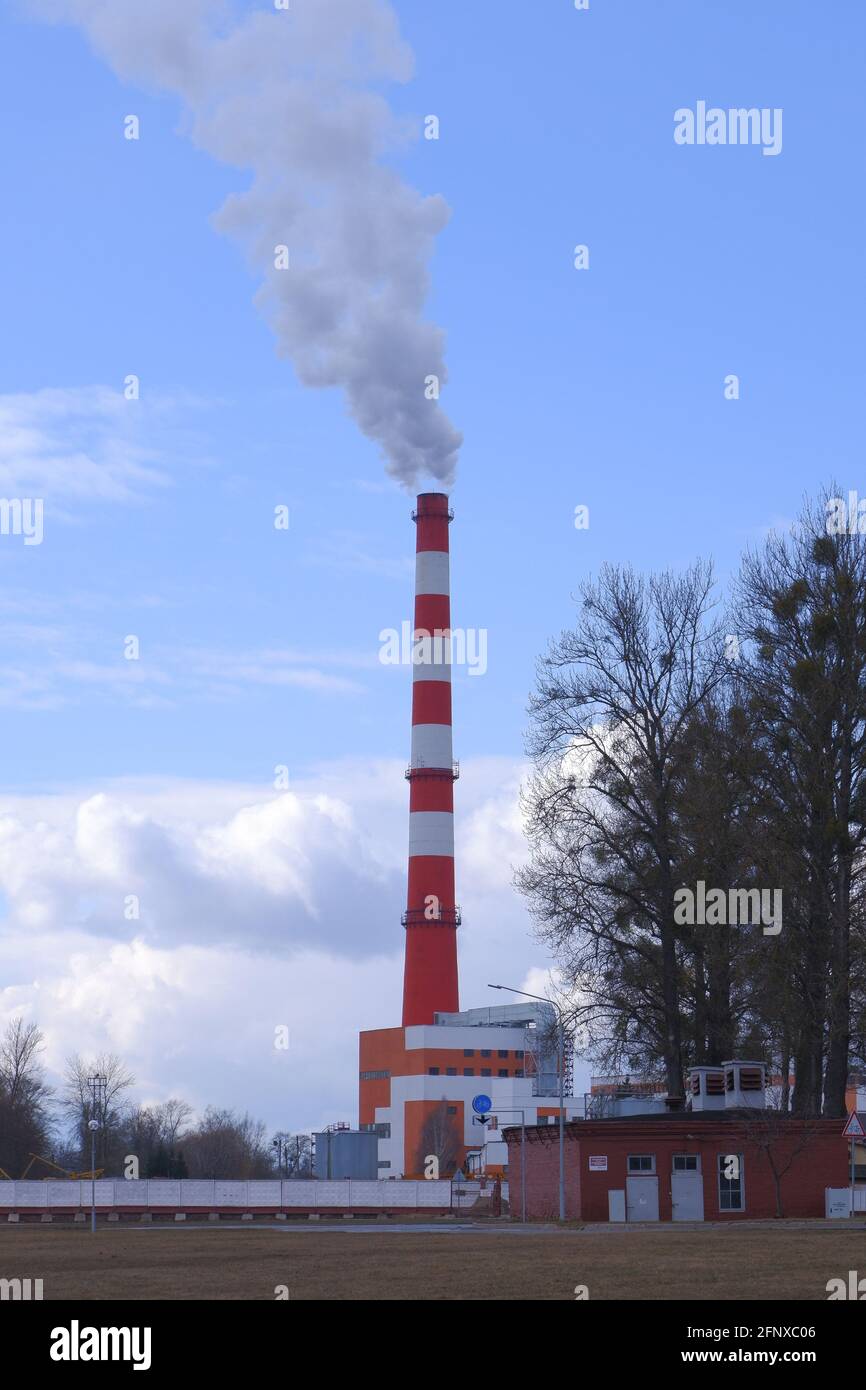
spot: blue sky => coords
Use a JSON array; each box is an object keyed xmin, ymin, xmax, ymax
[{"xmin": 0, "ymin": 0, "xmax": 862, "ymax": 1132}]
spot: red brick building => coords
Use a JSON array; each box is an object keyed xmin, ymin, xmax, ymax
[{"xmin": 505, "ymin": 1111, "xmax": 849, "ymax": 1223}]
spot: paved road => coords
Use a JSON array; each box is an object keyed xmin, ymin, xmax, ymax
[{"xmin": 126, "ymin": 1218, "xmax": 866, "ymax": 1235}]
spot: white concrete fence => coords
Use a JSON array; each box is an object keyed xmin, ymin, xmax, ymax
[{"xmin": 0, "ymin": 1178, "xmax": 453, "ymax": 1211}]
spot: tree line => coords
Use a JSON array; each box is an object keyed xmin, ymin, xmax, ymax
[
  {"xmin": 0, "ymin": 1018, "xmax": 311, "ymax": 1179},
  {"xmin": 518, "ymin": 487, "xmax": 866, "ymax": 1116}
]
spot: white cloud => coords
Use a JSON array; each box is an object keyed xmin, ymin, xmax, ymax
[
  {"xmin": 0, "ymin": 635, "xmax": 376, "ymax": 711},
  {"xmin": 182, "ymin": 646, "xmax": 371, "ymax": 696},
  {"xmin": 0, "ymin": 386, "xmax": 201, "ymax": 507},
  {"xmin": 0, "ymin": 758, "xmax": 558, "ymax": 1131},
  {"xmin": 0, "ymin": 934, "xmax": 398, "ymax": 1133},
  {"xmin": 0, "ymin": 778, "xmax": 398, "ymax": 955}
]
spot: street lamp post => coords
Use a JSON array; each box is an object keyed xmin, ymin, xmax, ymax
[
  {"xmin": 489, "ymin": 984, "xmax": 568, "ymax": 1222},
  {"xmin": 87, "ymin": 1073, "xmax": 106, "ymax": 1235},
  {"xmin": 88, "ymin": 1120, "xmax": 98, "ymax": 1232}
]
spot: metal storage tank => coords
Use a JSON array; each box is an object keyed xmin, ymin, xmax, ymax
[{"xmin": 312, "ymin": 1128, "xmax": 378, "ymax": 1180}]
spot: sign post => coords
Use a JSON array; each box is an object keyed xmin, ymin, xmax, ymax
[
  {"xmin": 470, "ymin": 1095, "xmax": 492, "ymax": 1178},
  {"xmin": 842, "ymin": 1111, "xmax": 865, "ymax": 1217}
]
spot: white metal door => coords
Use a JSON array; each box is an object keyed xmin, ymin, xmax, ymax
[
  {"xmin": 625, "ymin": 1175, "xmax": 659, "ymax": 1221},
  {"xmin": 608, "ymin": 1189, "xmax": 626, "ymax": 1222},
  {"xmin": 671, "ymin": 1171, "xmax": 704, "ymax": 1221}
]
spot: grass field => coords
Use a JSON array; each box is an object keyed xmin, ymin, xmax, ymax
[{"xmin": 1, "ymin": 1222, "xmax": 862, "ymax": 1300}]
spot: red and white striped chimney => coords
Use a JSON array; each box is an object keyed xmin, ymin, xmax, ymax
[{"xmin": 401, "ymin": 492, "xmax": 460, "ymax": 1026}]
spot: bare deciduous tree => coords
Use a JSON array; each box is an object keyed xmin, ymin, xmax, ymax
[
  {"xmin": 180, "ymin": 1107, "xmax": 272, "ymax": 1179},
  {"xmin": 740, "ymin": 1105, "xmax": 822, "ymax": 1218},
  {"xmin": 519, "ymin": 562, "xmax": 727, "ymax": 1098},
  {"xmin": 62, "ymin": 1052, "xmax": 135, "ymax": 1168},
  {"xmin": 736, "ymin": 488, "xmax": 866, "ymax": 1115},
  {"xmin": 0, "ymin": 1018, "xmax": 53, "ymax": 1175}
]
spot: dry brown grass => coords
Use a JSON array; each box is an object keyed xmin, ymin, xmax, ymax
[{"xmin": 0, "ymin": 1222, "xmax": 860, "ymax": 1300}]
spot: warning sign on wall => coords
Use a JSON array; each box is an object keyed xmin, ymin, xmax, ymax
[{"xmin": 588, "ymin": 1155, "xmax": 608, "ymax": 1171}]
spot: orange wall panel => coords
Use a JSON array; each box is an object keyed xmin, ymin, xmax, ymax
[{"xmin": 404, "ymin": 1098, "xmax": 467, "ymax": 1178}]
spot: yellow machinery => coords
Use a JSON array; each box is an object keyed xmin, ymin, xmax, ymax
[{"xmin": 19, "ymin": 1152, "xmax": 104, "ymax": 1181}]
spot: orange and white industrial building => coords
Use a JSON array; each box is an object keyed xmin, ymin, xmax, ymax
[{"xmin": 360, "ymin": 1002, "xmax": 582, "ymax": 1178}]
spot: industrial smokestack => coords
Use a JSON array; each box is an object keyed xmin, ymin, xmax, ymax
[{"xmin": 402, "ymin": 492, "xmax": 459, "ymax": 1026}]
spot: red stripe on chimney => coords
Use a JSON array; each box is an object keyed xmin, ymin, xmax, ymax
[
  {"xmin": 413, "ymin": 595, "xmax": 451, "ymax": 632},
  {"xmin": 408, "ymin": 776, "xmax": 455, "ymax": 813},
  {"xmin": 411, "ymin": 681, "xmax": 452, "ymax": 727}
]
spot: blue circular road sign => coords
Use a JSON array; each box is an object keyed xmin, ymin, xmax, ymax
[{"xmin": 472, "ymin": 1094, "xmax": 492, "ymax": 1115}]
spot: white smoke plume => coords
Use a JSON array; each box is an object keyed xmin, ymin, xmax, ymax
[{"xmin": 29, "ymin": 0, "xmax": 461, "ymax": 487}]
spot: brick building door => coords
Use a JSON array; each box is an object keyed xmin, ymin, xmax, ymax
[
  {"xmin": 626, "ymin": 1175, "xmax": 659, "ymax": 1221},
  {"xmin": 671, "ymin": 1171, "xmax": 704, "ymax": 1221}
]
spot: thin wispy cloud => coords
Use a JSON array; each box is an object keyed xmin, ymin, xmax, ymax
[
  {"xmin": 302, "ymin": 530, "xmax": 414, "ymax": 582},
  {"xmin": 0, "ymin": 632, "xmax": 374, "ymax": 710},
  {"xmin": 0, "ymin": 385, "xmax": 212, "ymax": 509}
]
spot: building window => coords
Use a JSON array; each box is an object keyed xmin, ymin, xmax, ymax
[
  {"xmin": 362, "ymin": 1122, "xmax": 392, "ymax": 1138},
  {"xmin": 377, "ymin": 1161, "xmax": 391, "ymax": 1169},
  {"xmin": 481, "ymin": 1068, "xmax": 492, "ymax": 1077},
  {"xmin": 515, "ymin": 1069, "xmax": 524, "ymax": 1078},
  {"xmin": 463, "ymin": 1049, "xmax": 475, "ymax": 1057},
  {"xmin": 428, "ymin": 1067, "xmax": 440, "ymax": 1075},
  {"xmin": 673, "ymin": 1154, "xmax": 699, "ymax": 1172},
  {"xmin": 515, "ymin": 1050, "xmax": 524, "ymax": 1059},
  {"xmin": 537, "ymin": 1116, "xmax": 550, "ymax": 1125},
  {"xmin": 446, "ymin": 1067, "xmax": 457, "ymax": 1076},
  {"xmin": 498, "ymin": 1049, "xmax": 508, "ymax": 1058},
  {"xmin": 447, "ymin": 1106, "xmax": 457, "ymax": 1116},
  {"xmin": 498, "ymin": 1069, "xmax": 508, "ymax": 1078},
  {"xmin": 718, "ymin": 1154, "xmax": 745, "ymax": 1211},
  {"xmin": 481, "ymin": 1049, "xmax": 491, "ymax": 1058},
  {"xmin": 627, "ymin": 1154, "xmax": 655, "ymax": 1174},
  {"xmin": 463, "ymin": 1068, "xmax": 474, "ymax": 1077},
  {"xmin": 359, "ymin": 1070, "xmax": 390, "ymax": 1081}
]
